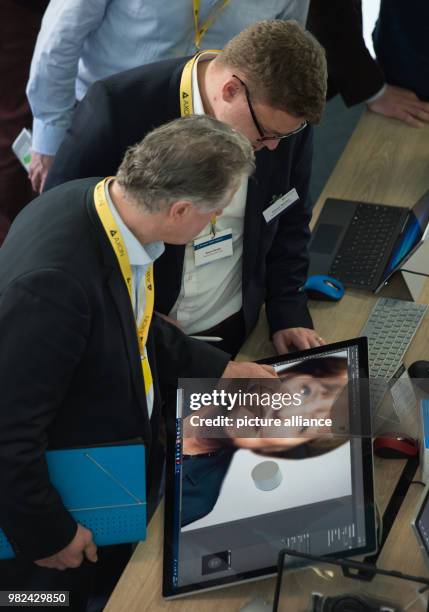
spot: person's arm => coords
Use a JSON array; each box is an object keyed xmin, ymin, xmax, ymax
[
  {"xmin": 26, "ymin": 0, "xmax": 108, "ymax": 191},
  {"xmin": 44, "ymin": 79, "xmax": 118, "ymax": 191},
  {"xmin": 307, "ymin": 0, "xmax": 429, "ymax": 126},
  {"xmin": 264, "ymin": 127, "xmax": 316, "ymax": 352},
  {"xmin": 306, "ymin": 0, "xmax": 385, "ymax": 106},
  {"xmin": 0, "ymin": 269, "xmax": 92, "ymax": 560},
  {"xmin": 151, "ymin": 315, "xmax": 277, "ymax": 387},
  {"xmin": 277, "ymin": 0, "xmax": 310, "ymax": 26},
  {"xmin": 152, "ymin": 315, "xmax": 230, "ymax": 385},
  {"xmin": 366, "ymin": 85, "xmax": 429, "ymax": 128}
]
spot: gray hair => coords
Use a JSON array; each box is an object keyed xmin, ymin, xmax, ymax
[{"xmin": 116, "ymin": 115, "xmax": 255, "ymax": 212}]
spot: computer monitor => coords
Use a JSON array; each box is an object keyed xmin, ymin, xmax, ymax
[
  {"xmin": 163, "ymin": 338, "xmax": 376, "ymax": 598},
  {"xmin": 412, "ymin": 486, "xmax": 429, "ymax": 566},
  {"xmin": 377, "ymin": 189, "xmax": 429, "ymax": 291}
]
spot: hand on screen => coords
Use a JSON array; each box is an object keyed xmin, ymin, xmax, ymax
[
  {"xmin": 222, "ymin": 361, "xmax": 278, "ymax": 379},
  {"xmin": 272, "ymin": 327, "xmax": 325, "ymax": 354}
]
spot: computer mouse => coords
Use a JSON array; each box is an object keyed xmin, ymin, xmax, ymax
[
  {"xmin": 408, "ymin": 360, "xmax": 429, "ymax": 393},
  {"xmin": 303, "ymin": 275, "xmax": 345, "ymax": 301},
  {"xmin": 373, "ymin": 432, "xmax": 419, "ymax": 459}
]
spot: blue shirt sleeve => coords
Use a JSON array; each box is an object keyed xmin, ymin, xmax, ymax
[
  {"xmin": 26, "ymin": 0, "xmax": 108, "ymax": 155},
  {"xmin": 278, "ymin": 0, "xmax": 310, "ymax": 23}
]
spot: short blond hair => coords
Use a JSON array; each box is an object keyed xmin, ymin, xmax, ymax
[{"xmin": 218, "ymin": 20, "xmax": 327, "ymax": 124}]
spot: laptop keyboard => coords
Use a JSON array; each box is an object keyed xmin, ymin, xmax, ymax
[
  {"xmin": 329, "ymin": 203, "xmax": 404, "ymax": 287},
  {"xmin": 361, "ymin": 298, "xmax": 428, "ymax": 408}
]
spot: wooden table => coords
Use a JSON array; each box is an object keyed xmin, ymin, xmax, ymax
[{"xmin": 106, "ymin": 112, "xmax": 429, "ymax": 611}]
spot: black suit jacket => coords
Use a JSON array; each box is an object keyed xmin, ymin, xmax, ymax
[
  {"xmin": 307, "ymin": 0, "xmax": 385, "ymax": 106},
  {"xmin": 0, "ymin": 177, "xmax": 229, "ymax": 560},
  {"xmin": 46, "ymin": 56, "xmax": 314, "ymax": 336},
  {"xmin": 373, "ymin": 0, "xmax": 429, "ymax": 101}
]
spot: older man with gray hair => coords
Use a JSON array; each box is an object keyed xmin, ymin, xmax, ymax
[{"xmin": 0, "ymin": 115, "xmax": 275, "ymax": 608}]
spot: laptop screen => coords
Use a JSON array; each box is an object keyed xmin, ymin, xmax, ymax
[
  {"xmin": 163, "ymin": 338, "xmax": 376, "ymax": 598},
  {"xmin": 380, "ymin": 190, "xmax": 429, "ymax": 285}
]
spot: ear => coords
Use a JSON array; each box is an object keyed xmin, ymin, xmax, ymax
[
  {"xmin": 221, "ymin": 77, "xmax": 240, "ymax": 103},
  {"xmin": 168, "ymin": 200, "xmax": 193, "ymax": 221}
]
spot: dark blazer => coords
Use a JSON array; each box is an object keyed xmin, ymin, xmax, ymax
[
  {"xmin": 45, "ymin": 56, "xmax": 314, "ymax": 337},
  {"xmin": 373, "ymin": 0, "xmax": 429, "ymax": 101},
  {"xmin": 0, "ymin": 177, "xmax": 229, "ymax": 560},
  {"xmin": 307, "ymin": 0, "xmax": 385, "ymax": 106},
  {"xmin": 181, "ymin": 450, "xmax": 234, "ymax": 527}
]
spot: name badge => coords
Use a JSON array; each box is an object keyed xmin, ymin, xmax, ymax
[
  {"xmin": 263, "ymin": 188, "xmax": 299, "ymax": 223},
  {"xmin": 193, "ymin": 228, "xmax": 233, "ymax": 267}
]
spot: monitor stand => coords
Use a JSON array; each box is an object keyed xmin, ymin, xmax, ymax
[
  {"xmin": 379, "ymin": 240, "xmax": 429, "ymax": 302},
  {"xmin": 400, "ymin": 239, "xmax": 429, "ymax": 301}
]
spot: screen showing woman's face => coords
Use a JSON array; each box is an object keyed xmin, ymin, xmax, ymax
[{"xmin": 228, "ymin": 361, "xmax": 349, "ymax": 453}]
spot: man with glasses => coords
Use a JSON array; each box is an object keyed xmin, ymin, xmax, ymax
[
  {"xmin": 231, "ymin": 74, "xmax": 308, "ymax": 147},
  {"xmin": 45, "ymin": 20, "xmax": 328, "ymax": 357}
]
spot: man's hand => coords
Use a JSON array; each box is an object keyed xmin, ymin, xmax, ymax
[
  {"xmin": 367, "ymin": 85, "xmax": 429, "ymax": 128},
  {"xmin": 28, "ymin": 151, "xmax": 55, "ymax": 193},
  {"xmin": 35, "ymin": 524, "xmax": 97, "ymax": 571},
  {"xmin": 222, "ymin": 361, "xmax": 277, "ymax": 379},
  {"xmin": 272, "ymin": 327, "xmax": 325, "ymax": 354}
]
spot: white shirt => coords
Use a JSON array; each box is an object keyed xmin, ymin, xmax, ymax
[
  {"xmin": 105, "ymin": 180, "xmax": 164, "ymax": 417},
  {"xmin": 169, "ymin": 53, "xmax": 247, "ymax": 334}
]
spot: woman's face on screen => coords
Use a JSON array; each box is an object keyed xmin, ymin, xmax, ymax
[{"xmin": 226, "ymin": 366, "xmax": 348, "ymax": 453}]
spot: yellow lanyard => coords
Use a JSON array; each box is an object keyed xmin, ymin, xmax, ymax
[
  {"xmin": 180, "ymin": 50, "xmax": 218, "ymax": 232},
  {"xmin": 93, "ymin": 178, "xmax": 154, "ymax": 396},
  {"xmin": 193, "ymin": 0, "xmax": 231, "ymax": 49}
]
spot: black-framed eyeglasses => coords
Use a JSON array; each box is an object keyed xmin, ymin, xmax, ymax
[{"xmin": 232, "ymin": 74, "xmax": 307, "ymax": 142}]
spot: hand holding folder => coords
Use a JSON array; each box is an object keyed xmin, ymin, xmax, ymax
[
  {"xmin": 0, "ymin": 443, "xmax": 146, "ymax": 560},
  {"xmin": 35, "ymin": 523, "xmax": 98, "ymax": 570}
]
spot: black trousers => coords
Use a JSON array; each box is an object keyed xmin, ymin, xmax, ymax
[{"xmin": 0, "ymin": 544, "xmax": 132, "ymax": 612}]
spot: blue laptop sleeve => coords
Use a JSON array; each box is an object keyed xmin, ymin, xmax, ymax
[{"xmin": 0, "ymin": 443, "xmax": 146, "ymax": 559}]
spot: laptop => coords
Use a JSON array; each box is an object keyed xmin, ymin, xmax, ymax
[
  {"xmin": 163, "ymin": 338, "xmax": 376, "ymax": 598},
  {"xmin": 308, "ymin": 190, "xmax": 429, "ymax": 292}
]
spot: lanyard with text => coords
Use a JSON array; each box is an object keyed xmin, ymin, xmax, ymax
[
  {"xmin": 193, "ymin": 0, "xmax": 231, "ymax": 49},
  {"xmin": 93, "ymin": 178, "xmax": 153, "ymax": 396},
  {"xmin": 180, "ymin": 51, "xmax": 219, "ymax": 233}
]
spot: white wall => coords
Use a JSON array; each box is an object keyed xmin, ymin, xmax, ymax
[{"xmin": 362, "ymin": 0, "xmax": 381, "ymax": 58}]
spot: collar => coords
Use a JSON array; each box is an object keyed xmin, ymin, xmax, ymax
[
  {"xmin": 191, "ymin": 51, "xmax": 218, "ymax": 115},
  {"xmin": 104, "ymin": 179, "xmax": 164, "ymax": 266}
]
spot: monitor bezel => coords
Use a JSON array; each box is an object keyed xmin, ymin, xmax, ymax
[
  {"xmin": 163, "ymin": 337, "xmax": 376, "ymax": 599},
  {"xmin": 412, "ymin": 484, "xmax": 429, "ymax": 567}
]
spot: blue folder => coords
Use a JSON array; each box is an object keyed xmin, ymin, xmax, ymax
[{"xmin": 0, "ymin": 443, "xmax": 146, "ymax": 559}]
